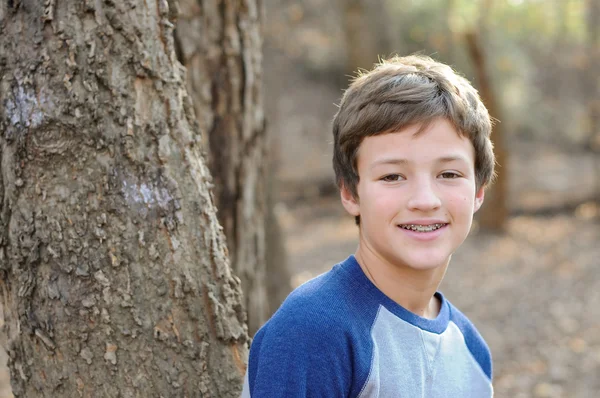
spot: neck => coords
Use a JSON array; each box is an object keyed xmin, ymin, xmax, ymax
[{"xmin": 355, "ymin": 244, "xmax": 447, "ymax": 320}]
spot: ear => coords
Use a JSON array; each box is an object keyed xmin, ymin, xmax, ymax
[
  {"xmin": 473, "ymin": 186, "xmax": 485, "ymax": 213},
  {"xmin": 340, "ymin": 184, "xmax": 360, "ymax": 217}
]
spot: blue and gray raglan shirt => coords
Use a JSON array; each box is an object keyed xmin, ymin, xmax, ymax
[{"xmin": 242, "ymin": 255, "xmax": 493, "ymax": 397}]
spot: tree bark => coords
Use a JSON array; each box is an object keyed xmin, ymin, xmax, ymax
[
  {"xmin": 341, "ymin": 0, "xmax": 380, "ymax": 80},
  {"xmin": 0, "ymin": 0, "xmax": 249, "ymax": 396},
  {"xmin": 464, "ymin": 31, "xmax": 509, "ymax": 232},
  {"xmin": 174, "ymin": 0, "xmax": 271, "ymax": 335},
  {"xmin": 586, "ymin": 0, "xmax": 600, "ymax": 149},
  {"xmin": 586, "ymin": 0, "xmax": 600, "ymax": 201},
  {"xmin": 445, "ymin": 0, "xmax": 458, "ymax": 65}
]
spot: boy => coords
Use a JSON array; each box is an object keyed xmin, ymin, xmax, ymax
[{"xmin": 242, "ymin": 55, "xmax": 495, "ymax": 397}]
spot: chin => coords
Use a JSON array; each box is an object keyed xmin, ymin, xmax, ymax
[
  {"xmin": 392, "ymin": 253, "xmax": 451, "ymax": 272},
  {"xmin": 407, "ymin": 261, "xmax": 447, "ymax": 272}
]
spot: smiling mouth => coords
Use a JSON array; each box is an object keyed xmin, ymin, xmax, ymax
[{"xmin": 398, "ymin": 223, "xmax": 448, "ymax": 232}]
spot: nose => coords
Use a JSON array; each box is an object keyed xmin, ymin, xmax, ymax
[{"xmin": 406, "ymin": 179, "xmax": 441, "ymax": 212}]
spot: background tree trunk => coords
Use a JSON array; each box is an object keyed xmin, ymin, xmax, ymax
[
  {"xmin": 464, "ymin": 30, "xmax": 509, "ymax": 232},
  {"xmin": 585, "ymin": 0, "xmax": 600, "ymax": 203},
  {"xmin": 587, "ymin": 0, "xmax": 600, "ymax": 151},
  {"xmin": 174, "ymin": 0, "xmax": 274, "ymax": 335},
  {"xmin": 445, "ymin": 0, "xmax": 458, "ymax": 65},
  {"xmin": 0, "ymin": 0, "xmax": 249, "ymax": 396},
  {"xmin": 341, "ymin": 0, "xmax": 381, "ymax": 79}
]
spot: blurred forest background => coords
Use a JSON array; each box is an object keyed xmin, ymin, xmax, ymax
[
  {"xmin": 0, "ymin": 0, "xmax": 599, "ymax": 397},
  {"xmin": 263, "ymin": 0, "xmax": 599, "ymax": 397}
]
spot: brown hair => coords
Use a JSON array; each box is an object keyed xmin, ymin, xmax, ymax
[{"xmin": 332, "ymin": 55, "xmax": 496, "ymax": 205}]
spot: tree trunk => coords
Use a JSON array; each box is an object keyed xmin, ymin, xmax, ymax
[
  {"xmin": 0, "ymin": 0, "xmax": 249, "ymax": 396},
  {"xmin": 445, "ymin": 0, "xmax": 458, "ymax": 65},
  {"xmin": 341, "ymin": 0, "xmax": 381, "ymax": 80},
  {"xmin": 587, "ymin": 0, "xmax": 600, "ymax": 149},
  {"xmin": 464, "ymin": 31, "xmax": 509, "ymax": 232},
  {"xmin": 174, "ymin": 0, "xmax": 271, "ymax": 335},
  {"xmin": 586, "ymin": 0, "xmax": 600, "ymax": 201}
]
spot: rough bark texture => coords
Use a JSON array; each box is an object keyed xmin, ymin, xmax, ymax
[
  {"xmin": 0, "ymin": 0, "xmax": 249, "ymax": 396},
  {"xmin": 174, "ymin": 0, "xmax": 269, "ymax": 335}
]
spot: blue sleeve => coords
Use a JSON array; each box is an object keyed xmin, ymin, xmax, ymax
[{"xmin": 246, "ymin": 305, "xmax": 353, "ymax": 397}]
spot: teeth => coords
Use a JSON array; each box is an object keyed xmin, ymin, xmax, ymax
[{"xmin": 399, "ymin": 223, "xmax": 445, "ymax": 232}]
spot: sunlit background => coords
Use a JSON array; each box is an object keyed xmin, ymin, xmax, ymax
[{"xmin": 264, "ymin": 0, "xmax": 599, "ymax": 397}]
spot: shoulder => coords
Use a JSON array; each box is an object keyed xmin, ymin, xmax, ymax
[
  {"xmin": 259, "ymin": 266, "xmax": 358, "ymax": 339},
  {"xmin": 248, "ymin": 264, "xmax": 377, "ymax": 370},
  {"xmin": 447, "ymin": 300, "xmax": 493, "ymax": 380},
  {"xmin": 246, "ymin": 267, "xmax": 364, "ymax": 396}
]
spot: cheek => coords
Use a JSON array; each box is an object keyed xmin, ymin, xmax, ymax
[
  {"xmin": 446, "ymin": 191, "xmax": 475, "ymax": 217},
  {"xmin": 359, "ymin": 185, "xmax": 398, "ymax": 222},
  {"xmin": 372, "ymin": 189, "xmax": 399, "ymax": 214}
]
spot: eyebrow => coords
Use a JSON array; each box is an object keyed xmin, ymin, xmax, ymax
[{"xmin": 370, "ymin": 155, "xmax": 470, "ymax": 169}]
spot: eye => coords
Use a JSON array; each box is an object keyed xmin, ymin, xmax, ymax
[
  {"xmin": 381, "ymin": 174, "xmax": 405, "ymax": 182},
  {"xmin": 439, "ymin": 171, "xmax": 461, "ymax": 179}
]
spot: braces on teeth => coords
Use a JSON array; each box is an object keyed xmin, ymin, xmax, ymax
[{"xmin": 400, "ymin": 223, "xmax": 445, "ymax": 232}]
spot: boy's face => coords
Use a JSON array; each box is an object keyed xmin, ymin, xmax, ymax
[{"xmin": 341, "ymin": 118, "xmax": 485, "ymax": 272}]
